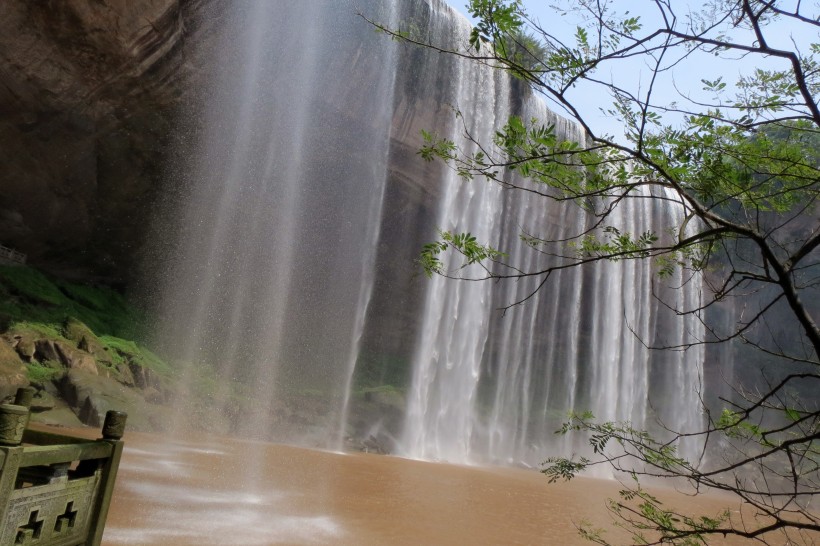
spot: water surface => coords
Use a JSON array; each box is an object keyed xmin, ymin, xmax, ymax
[{"xmin": 101, "ymin": 431, "xmax": 753, "ymax": 545}]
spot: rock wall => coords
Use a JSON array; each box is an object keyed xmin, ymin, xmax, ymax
[
  {"xmin": 0, "ymin": 0, "xmax": 457, "ymax": 369},
  {"xmin": 0, "ymin": 0, "xmax": 221, "ymax": 283},
  {"xmin": 0, "ymin": 0, "xmax": 454, "ymax": 297}
]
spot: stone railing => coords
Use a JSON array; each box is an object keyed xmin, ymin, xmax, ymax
[
  {"xmin": 0, "ymin": 245, "xmax": 26, "ymax": 265},
  {"xmin": 0, "ymin": 388, "xmax": 127, "ymax": 546}
]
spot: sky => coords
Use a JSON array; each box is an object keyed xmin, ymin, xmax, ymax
[
  {"xmin": 447, "ymin": 1, "xmax": 818, "ymax": 139},
  {"xmin": 446, "ymin": 0, "xmax": 693, "ymax": 137}
]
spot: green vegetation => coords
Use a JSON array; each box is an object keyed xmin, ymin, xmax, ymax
[
  {"xmin": 26, "ymin": 361, "xmax": 62, "ymax": 385},
  {"xmin": 97, "ymin": 336, "xmax": 171, "ymax": 375},
  {"xmin": 8, "ymin": 321, "xmax": 63, "ymax": 340},
  {"xmin": 0, "ymin": 265, "xmax": 171, "ymax": 383},
  {"xmin": 0, "ymin": 265, "xmax": 143, "ymax": 339},
  {"xmin": 352, "ymin": 351, "xmax": 410, "ymax": 392},
  {"xmin": 373, "ymin": 0, "xmax": 819, "ymax": 543}
]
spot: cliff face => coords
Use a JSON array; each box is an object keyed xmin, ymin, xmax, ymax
[
  {"xmin": 0, "ymin": 0, "xmax": 217, "ymax": 283},
  {"xmin": 0, "ymin": 0, "xmax": 461, "ymax": 386},
  {"xmin": 0, "ymin": 0, "xmax": 452, "ymax": 294}
]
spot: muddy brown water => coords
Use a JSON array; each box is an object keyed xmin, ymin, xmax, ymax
[{"xmin": 68, "ymin": 430, "xmax": 784, "ymax": 545}]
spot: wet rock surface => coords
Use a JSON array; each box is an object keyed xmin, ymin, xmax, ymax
[
  {"xmin": 0, "ymin": 327, "xmax": 172, "ymax": 431},
  {"xmin": 0, "ymin": 0, "xmax": 464, "ymax": 448},
  {"xmin": 0, "ymin": 0, "xmax": 218, "ymax": 283}
]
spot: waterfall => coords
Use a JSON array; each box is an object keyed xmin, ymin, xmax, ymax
[
  {"xmin": 151, "ymin": 0, "xmax": 706, "ymax": 471},
  {"xmin": 394, "ymin": 2, "xmax": 706, "ymax": 469},
  {"xmin": 153, "ymin": 0, "xmax": 398, "ymax": 448}
]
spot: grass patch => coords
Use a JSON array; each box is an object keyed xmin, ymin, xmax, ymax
[
  {"xmin": 27, "ymin": 361, "xmax": 62, "ymax": 384},
  {"xmin": 8, "ymin": 321, "xmax": 65, "ymax": 340},
  {"xmin": 0, "ymin": 265, "xmax": 145, "ymax": 338},
  {"xmin": 0, "ymin": 265, "xmax": 173, "ymax": 380},
  {"xmin": 56, "ymin": 281, "xmax": 117, "ymax": 311},
  {"xmin": 0, "ymin": 266, "xmax": 65, "ymax": 306},
  {"xmin": 99, "ymin": 336, "xmax": 173, "ymax": 376}
]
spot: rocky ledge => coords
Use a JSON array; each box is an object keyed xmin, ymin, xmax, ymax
[{"xmin": 1, "ymin": 317, "xmax": 172, "ymax": 431}]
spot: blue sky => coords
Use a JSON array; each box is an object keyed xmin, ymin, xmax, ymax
[
  {"xmin": 446, "ymin": 1, "xmax": 689, "ymax": 137},
  {"xmin": 447, "ymin": 1, "xmax": 818, "ymax": 139}
]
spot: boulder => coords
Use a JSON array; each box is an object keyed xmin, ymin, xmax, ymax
[
  {"xmin": 79, "ymin": 336, "xmax": 109, "ymax": 361},
  {"xmin": 128, "ymin": 361, "xmax": 161, "ymax": 390},
  {"xmin": 29, "ymin": 406, "xmax": 85, "ymax": 429},
  {"xmin": 63, "ymin": 318, "xmax": 107, "ymax": 359},
  {"xmin": 54, "ymin": 341, "xmax": 98, "ymax": 375},
  {"xmin": 30, "ymin": 389, "xmax": 56, "ymax": 412},
  {"xmin": 0, "ymin": 337, "xmax": 23, "ymax": 366},
  {"xmin": 57, "ymin": 369, "xmax": 168, "ymax": 431},
  {"xmin": 143, "ymin": 387, "xmax": 165, "ymax": 405},
  {"xmin": 114, "ymin": 362, "xmax": 136, "ymax": 386},
  {"xmin": 14, "ymin": 337, "xmax": 35, "ymax": 362},
  {"xmin": 34, "ymin": 339, "xmax": 60, "ymax": 362},
  {"xmin": 77, "ymin": 396, "xmax": 109, "ymax": 428},
  {"xmin": 62, "ymin": 318, "xmax": 90, "ymax": 344},
  {"xmin": 361, "ymin": 433, "xmax": 395, "ymax": 455},
  {"xmin": 0, "ymin": 340, "xmax": 29, "ymax": 400}
]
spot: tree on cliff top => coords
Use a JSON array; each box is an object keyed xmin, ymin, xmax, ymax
[{"xmin": 368, "ymin": 0, "xmax": 820, "ymax": 544}]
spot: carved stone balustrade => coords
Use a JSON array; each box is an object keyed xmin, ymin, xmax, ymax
[{"xmin": 0, "ymin": 389, "xmax": 126, "ymax": 546}]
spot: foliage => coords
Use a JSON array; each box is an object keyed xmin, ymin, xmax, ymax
[
  {"xmin": 26, "ymin": 361, "xmax": 62, "ymax": 385},
  {"xmin": 368, "ymin": 0, "xmax": 820, "ymax": 543},
  {"xmin": 420, "ymin": 229, "xmax": 507, "ymax": 277},
  {"xmin": 0, "ymin": 265, "xmax": 172, "ymax": 384},
  {"xmin": 98, "ymin": 335, "xmax": 172, "ymax": 376},
  {"xmin": 352, "ymin": 351, "xmax": 410, "ymax": 391},
  {"xmin": 542, "ymin": 404, "xmax": 819, "ymax": 544},
  {"xmin": 0, "ymin": 265, "xmax": 144, "ymax": 338}
]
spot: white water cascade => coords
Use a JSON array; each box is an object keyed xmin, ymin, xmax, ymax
[
  {"xmin": 151, "ymin": 0, "xmax": 706, "ymax": 470},
  {"xmin": 153, "ymin": 0, "xmax": 398, "ymax": 448},
  {"xmin": 396, "ymin": 2, "xmax": 706, "ymax": 468}
]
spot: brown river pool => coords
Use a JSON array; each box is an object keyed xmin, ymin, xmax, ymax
[{"xmin": 89, "ymin": 430, "xmax": 790, "ymax": 545}]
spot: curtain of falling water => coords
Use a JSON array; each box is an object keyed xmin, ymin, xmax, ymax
[
  {"xmin": 400, "ymin": 46, "xmax": 509, "ymax": 462},
  {"xmin": 398, "ymin": 3, "xmax": 706, "ymax": 469},
  {"xmin": 334, "ymin": 5, "xmax": 400, "ymax": 450},
  {"xmin": 151, "ymin": 0, "xmax": 706, "ymax": 471},
  {"xmin": 152, "ymin": 1, "xmax": 397, "ymax": 455}
]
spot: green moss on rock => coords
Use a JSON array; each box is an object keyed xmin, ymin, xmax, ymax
[{"xmin": 0, "ymin": 265, "xmax": 176, "ymax": 431}]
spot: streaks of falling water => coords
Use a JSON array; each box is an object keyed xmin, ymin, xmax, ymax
[
  {"xmin": 399, "ymin": 8, "xmax": 511, "ymax": 462},
  {"xmin": 152, "ymin": 0, "xmax": 397, "ymax": 464},
  {"xmin": 398, "ymin": 3, "xmax": 706, "ymax": 469},
  {"xmin": 151, "ymin": 0, "xmax": 705, "ymax": 472},
  {"xmin": 334, "ymin": 3, "xmax": 401, "ymax": 451}
]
